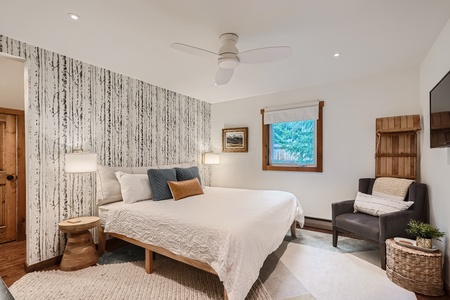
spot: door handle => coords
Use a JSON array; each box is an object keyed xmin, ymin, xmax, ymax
[{"xmin": 6, "ymin": 175, "xmax": 16, "ymax": 181}]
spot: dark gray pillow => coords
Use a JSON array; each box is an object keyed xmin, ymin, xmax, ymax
[
  {"xmin": 175, "ymin": 166, "xmax": 202, "ymax": 185},
  {"xmin": 147, "ymin": 168, "xmax": 177, "ymax": 201}
]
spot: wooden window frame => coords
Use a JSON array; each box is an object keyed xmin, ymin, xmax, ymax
[{"xmin": 261, "ymin": 101, "xmax": 324, "ymax": 172}]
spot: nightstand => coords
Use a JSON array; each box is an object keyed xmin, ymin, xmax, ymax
[{"xmin": 58, "ymin": 216, "xmax": 100, "ymax": 271}]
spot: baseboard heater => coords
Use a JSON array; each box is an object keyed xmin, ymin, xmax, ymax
[{"xmin": 303, "ymin": 216, "xmax": 332, "ymax": 231}]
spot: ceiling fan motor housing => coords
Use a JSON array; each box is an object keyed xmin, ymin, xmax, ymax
[{"xmin": 218, "ymin": 33, "xmax": 240, "ymax": 68}]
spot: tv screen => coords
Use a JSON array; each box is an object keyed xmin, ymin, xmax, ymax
[{"xmin": 430, "ymin": 69, "xmax": 450, "ymax": 148}]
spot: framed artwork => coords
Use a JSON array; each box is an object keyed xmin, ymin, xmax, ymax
[{"xmin": 222, "ymin": 127, "xmax": 248, "ymax": 153}]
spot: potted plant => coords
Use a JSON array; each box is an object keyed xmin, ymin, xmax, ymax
[{"xmin": 406, "ymin": 219, "xmax": 445, "ymax": 249}]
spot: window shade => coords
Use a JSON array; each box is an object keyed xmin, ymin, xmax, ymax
[{"xmin": 263, "ymin": 100, "xmax": 319, "ymax": 124}]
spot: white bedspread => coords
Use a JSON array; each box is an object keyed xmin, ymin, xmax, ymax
[{"xmin": 104, "ymin": 186, "xmax": 304, "ymax": 300}]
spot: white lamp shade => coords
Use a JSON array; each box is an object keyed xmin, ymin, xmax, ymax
[
  {"xmin": 65, "ymin": 153, "xmax": 97, "ymax": 173},
  {"xmin": 203, "ymin": 153, "xmax": 220, "ymax": 165}
]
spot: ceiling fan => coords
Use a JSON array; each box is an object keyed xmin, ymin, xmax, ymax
[{"xmin": 170, "ymin": 33, "xmax": 292, "ymax": 85}]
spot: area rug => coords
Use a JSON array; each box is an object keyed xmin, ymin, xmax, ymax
[
  {"xmin": 260, "ymin": 230, "xmax": 416, "ymax": 300},
  {"xmin": 10, "ymin": 230, "xmax": 417, "ymax": 300},
  {"xmin": 10, "ymin": 258, "xmax": 270, "ymax": 300}
]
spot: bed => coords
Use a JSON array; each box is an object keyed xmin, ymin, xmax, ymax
[{"xmin": 96, "ymin": 164, "xmax": 304, "ymax": 300}]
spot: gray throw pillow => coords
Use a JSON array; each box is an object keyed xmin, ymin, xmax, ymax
[
  {"xmin": 147, "ymin": 168, "xmax": 177, "ymax": 201},
  {"xmin": 175, "ymin": 166, "xmax": 202, "ymax": 185}
]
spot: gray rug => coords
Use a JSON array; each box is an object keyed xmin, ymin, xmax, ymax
[
  {"xmin": 98, "ymin": 244, "xmax": 145, "ymax": 265},
  {"xmin": 10, "ymin": 258, "xmax": 270, "ymax": 300}
]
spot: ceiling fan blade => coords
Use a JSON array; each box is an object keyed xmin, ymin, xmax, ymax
[
  {"xmin": 239, "ymin": 46, "xmax": 292, "ymax": 64},
  {"xmin": 170, "ymin": 43, "xmax": 218, "ymax": 59},
  {"xmin": 215, "ymin": 68, "xmax": 234, "ymax": 85}
]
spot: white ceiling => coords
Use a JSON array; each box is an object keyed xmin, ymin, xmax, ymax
[{"xmin": 1, "ymin": 0, "xmax": 450, "ymax": 104}]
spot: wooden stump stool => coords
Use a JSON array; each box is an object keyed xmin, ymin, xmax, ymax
[{"xmin": 59, "ymin": 216, "xmax": 100, "ymax": 271}]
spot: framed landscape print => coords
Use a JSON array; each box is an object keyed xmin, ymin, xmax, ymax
[{"xmin": 222, "ymin": 127, "xmax": 248, "ymax": 152}]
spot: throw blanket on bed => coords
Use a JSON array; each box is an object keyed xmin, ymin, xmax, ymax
[
  {"xmin": 372, "ymin": 177, "xmax": 414, "ymax": 200},
  {"xmin": 104, "ymin": 186, "xmax": 304, "ymax": 300}
]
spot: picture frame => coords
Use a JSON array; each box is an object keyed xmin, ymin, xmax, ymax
[{"xmin": 222, "ymin": 127, "xmax": 248, "ymax": 153}]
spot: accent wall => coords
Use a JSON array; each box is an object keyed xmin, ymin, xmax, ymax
[{"xmin": 0, "ymin": 35, "xmax": 211, "ymax": 265}]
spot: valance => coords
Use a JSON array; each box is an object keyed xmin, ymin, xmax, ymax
[{"xmin": 263, "ymin": 100, "xmax": 319, "ymax": 124}]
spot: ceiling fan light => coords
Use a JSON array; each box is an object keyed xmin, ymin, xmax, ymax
[{"xmin": 218, "ymin": 57, "xmax": 239, "ymax": 69}]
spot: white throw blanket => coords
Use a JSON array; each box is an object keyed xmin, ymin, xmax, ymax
[
  {"xmin": 372, "ymin": 177, "xmax": 414, "ymax": 200},
  {"xmin": 105, "ymin": 186, "xmax": 304, "ymax": 300}
]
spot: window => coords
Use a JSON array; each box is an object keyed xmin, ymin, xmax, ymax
[{"xmin": 261, "ymin": 101, "xmax": 324, "ymax": 172}]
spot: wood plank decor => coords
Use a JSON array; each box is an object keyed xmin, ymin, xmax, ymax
[
  {"xmin": 375, "ymin": 115, "xmax": 421, "ymax": 179},
  {"xmin": 430, "ymin": 111, "xmax": 450, "ymax": 148}
]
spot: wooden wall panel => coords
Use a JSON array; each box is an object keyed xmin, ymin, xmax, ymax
[
  {"xmin": 430, "ymin": 111, "xmax": 450, "ymax": 147},
  {"xmin": 375, "ymin": 115, "xmax": 420, "ymax": 179}
]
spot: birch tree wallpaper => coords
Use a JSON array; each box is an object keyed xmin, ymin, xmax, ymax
[{"xmin": 0, "ymin": 34, "xmax": 211, "ymax": 265}]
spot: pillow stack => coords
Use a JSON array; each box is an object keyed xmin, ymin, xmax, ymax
[
  {"xmin": 147, "ymin": 166, "xmax": 204, "ymax": 201},
  {"xmin": 96, "ymin": 162, "xmax": 204, "ymax": 205},
  {"xmin": 353, "ymin": 177, "xmax": 414, "ymax": 216}
]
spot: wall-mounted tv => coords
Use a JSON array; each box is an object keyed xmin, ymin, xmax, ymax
[{"xmin": 430, "ymin": 69, "xmax": 450, "ymax": 148}]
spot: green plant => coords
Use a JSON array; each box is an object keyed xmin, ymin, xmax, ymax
[{"xmin": 406, "ymin": 219, "xmax": 445, "ymax": 241}]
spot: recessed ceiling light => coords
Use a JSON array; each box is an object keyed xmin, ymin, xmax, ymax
[
  {"xmin": 334, "ymin": 52, "xmax": 341, "ymax": 57},
  {"xmin": 68, "ymin": 13, "xmax": 80, "ymax": 21}
]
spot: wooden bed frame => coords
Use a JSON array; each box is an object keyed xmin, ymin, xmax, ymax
[{"xmin": 98, "ymin": 221, "xmax": 298, "ymax": 300}]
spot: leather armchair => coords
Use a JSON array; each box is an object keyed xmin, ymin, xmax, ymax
[{"xmin": 331, "ymin": 178, "xmax": 428, "ymax": 270}]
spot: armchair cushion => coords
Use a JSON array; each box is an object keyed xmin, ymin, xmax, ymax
[
  {"xmin": 334, "ymin": 213, "xmax": 380, "ymax": 241},
  {"xmin": 353, "ymin": 192, "xmax": 414, "ymax": 216}
]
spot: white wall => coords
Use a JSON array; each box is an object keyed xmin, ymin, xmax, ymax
[
  {"xmin": 419, "ymin": 17, "xmax": 450, "ymax": 285},
  {"xmin": 0, "ymin": 54, "xmax": 25, "ymax": 110},
  {"xmin": 211, "ymin": 69, "xmax": 420, "ymax": 219}
]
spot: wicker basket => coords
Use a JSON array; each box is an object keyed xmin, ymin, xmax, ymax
[{"xmin": 386, "ymin": 239, "xmax": 444, "ymax": 296}]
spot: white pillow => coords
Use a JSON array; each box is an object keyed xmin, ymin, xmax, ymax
[
  {"xmin": 115, "ymin": 171, "xmax": 152, "ymax": 204},
  {"xmin": 372, "ymin": 190, "xmax": 405, "ymax": 202},
  {"xmin": 96, "ymin": 165, "xmax": 134, "ymax": 205},
  {"xmin": 353, "ymin": 192, "xmax": 414, "ymax": 216}
]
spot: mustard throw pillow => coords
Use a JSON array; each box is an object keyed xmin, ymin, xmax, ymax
[{"xmin": 168, "ymin": 178, "xmax": 204, "ymax": 200}]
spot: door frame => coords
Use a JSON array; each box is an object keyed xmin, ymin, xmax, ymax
[{"xmin": 0, "ymin": 107, "xmax": 25, "ymax": 241}]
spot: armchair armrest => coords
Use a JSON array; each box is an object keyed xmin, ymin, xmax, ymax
[
  {"xmin": 332, "ymin": 200, "xmax": 355, "ymax": 226},
  {"xmin": 379, "ymin": 210, "xmax": 415, "ymax": 241}
]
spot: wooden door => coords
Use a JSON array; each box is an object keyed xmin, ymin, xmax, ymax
[{"xmin": 0, "ymin": 114, "xmax": 17, "ymax": 243}]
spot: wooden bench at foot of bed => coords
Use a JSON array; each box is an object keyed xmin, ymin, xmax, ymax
[{"xmin": 98, "ymin": 221, "xmax": 298, "ymax": 300}]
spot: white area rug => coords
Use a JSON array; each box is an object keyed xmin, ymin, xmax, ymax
[
  {"xmin": 10, "ymin": 259, "xmax": 270, "ymax": 300},
  {"xmin": 10, "ymin": 230, "xmax": 417, "ymax": 300},
  {"xmin": 261, "ymin": 230, "xmax": 416, "ymax": 300}
]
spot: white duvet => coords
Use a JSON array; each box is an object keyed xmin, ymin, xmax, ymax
[{"xmin": 104, "ymin": 186, "xmax": 304, "ymax": 300}]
